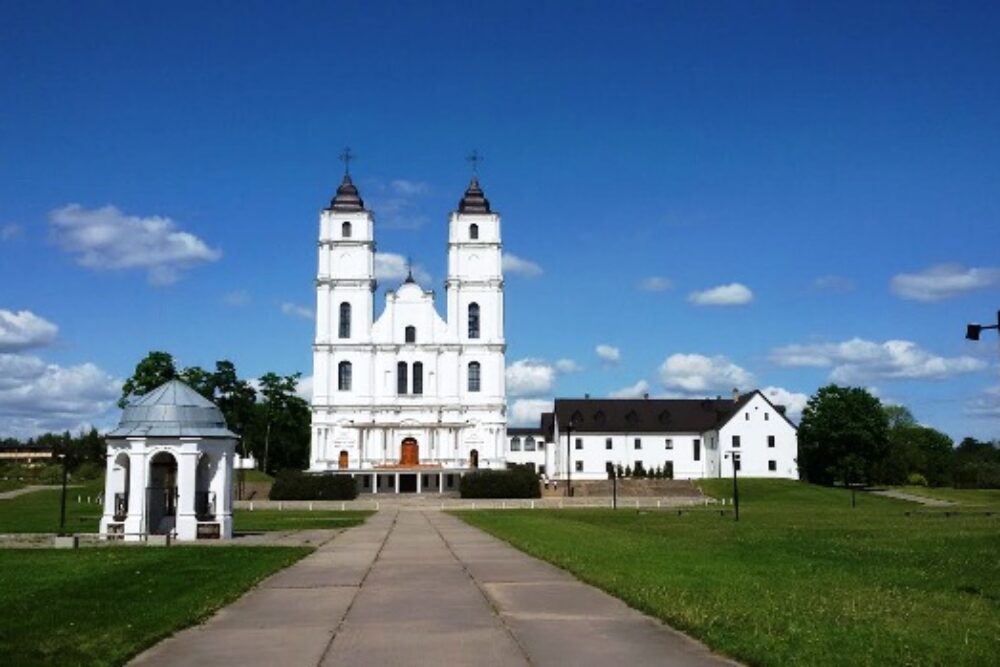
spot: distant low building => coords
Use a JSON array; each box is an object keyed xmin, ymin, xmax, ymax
[{"xmin": 509, "ymin": 390, "xmax": 798, "ymax": 481}]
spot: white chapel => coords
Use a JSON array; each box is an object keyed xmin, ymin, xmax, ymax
[{"xmin": 308, "ymin": 171, "xmax": 507, "ymax": 492}]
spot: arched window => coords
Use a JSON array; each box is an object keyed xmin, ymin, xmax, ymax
[
  {"xmin": 405, "ymin": 325, "xmax": 416, "ymax": 343},
  {"xmin": 338, "ymin": 361, "xmax": 352, "ymax": 391},
  {"xmin": 339, "ymin": 302, "xmax": 351, "ymax": 339},
  {"xmin": 412, "ymin": 362, "xmax": 423, "ymax": 395},
  {"xmin": 468, "ymin": 303, "xmax": 480, "ymax": 339},
  {"xmin": 342, "ymin": 221, "xmax": 352, "ymax": 238},
  {"xmin": 525, "ymin": 436, "xmax": 536, "ymax": 452},
  {"xmin": 397, "ymin": 361, "xmax": 408, "ymax": 395},
  {"xmin": 468, "ymin": 361, "xmax": 481, "ymax": 392},
  {"xmin": 469, "ymin": 223, "xmax": 479, "ymax": 240},
  {"xmin": 510, "ymin": 436, "xmax": 521, "ymax": 451}
]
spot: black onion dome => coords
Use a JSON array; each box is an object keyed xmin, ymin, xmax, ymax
[
  {"xmin": 329, "ymin": 174, "xmax": 365, "ymax": 211},
  {"xmin": 458, "ymin": 177, "xmax": 491, "ymax": 213}
]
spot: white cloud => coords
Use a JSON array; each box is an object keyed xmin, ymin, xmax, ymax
[
  {"xmin": 0, "ymin": 310, "xmax": 58, "ymax": 352},
  {"xmin": 221, "ymin": 290, "xmax": 251, "ymax": 307},
  {"xmin": 966, "ymin": 386, "xmax": 1000, "ymax": 419},
  {"xmin": 367, "ymin": 179, "xmax": 430, "ymax": 229},
  {"xmin": 770, "ymin": 337, "xmax": 987, "ymax": 382},
  {"xmin": 0, "ymin": 353, "xmax": 121, "ymax": 438},
  {"xmin": 596, "ymin": 344, "xmax": 621, "ymax": 364},
  {"xmin": 49, "ymin": 204, "xmax": 221, "ymax": 285},
  {"xmin": 374, "ymin": 252, "xmax": 432, "ymax": 285},
  {"xmin": 688, "ymin": 282, "xmax": 754, "ymax": 306},
  {"xmin": 510, "ymin": 398, "xmax": 553, "ymax": 427},
  {"xmin": 658, "ymin": 353, "xmax": 754, "ymax": 394},
  {"xmin": 280, "ymin": 302, "xmax": 313, "ymax": 320},
  {"xmin": 609, "ymin": 380, "xmax": 650, "ymax": 399},
  {"xmin": 555, "ymin": 358, "xmax": 583, "ymax": 374},
  {"xmin": 1, "ymin": 223, "xmax": 23, "ymax": 241},
  {"xmin": 812, "ymin": 275, "xmax": 856, "ymax": 292},
  {"xmin": 638, "ymin": 276, "xmax": 673, "ymax": 292},
  {"xmin": 891, "ymin": 264, "xmax": 1000, "ymax": 302},
  {"xmin": 506, "ymin": 359, "xmax": 557, "ymax": 397},
  {"xmin": 761, "ymin": 386, "xmax": 809, "ymax": 422},
  {"xmin": 296, "ymin": 375, "xmax": 314, "ymax": 402},
  {"xmin": 502, "ymin": 253, "xmax": 543, "ymax": 278}
]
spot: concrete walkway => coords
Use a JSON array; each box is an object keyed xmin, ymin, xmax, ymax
[
  {"xmin": 131, "ymin": 510, "xmax": 735, "ymax": 666},
  {"xmin": 0, "ymin": 484, "xmax": 66, "ymax": 500},
  {"xmin": 869, "ymin": 488, "xmax": 955, "ymax": 507}
]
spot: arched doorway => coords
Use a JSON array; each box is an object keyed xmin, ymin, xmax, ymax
[
  {"xmin": 338, "ymin": 450, "xmax": 349, "ymax": 469},
  {"xmin": 469, "ymin": 449, "xmax": 479, "ymax": 469},
  {"xmin": 148, "ymin": 452, "xmax": 178, "ymax": 535},
  {"xmin": 111, "ymin": 452, "xmax": 130, "ymax": 521},
  {"xmin": 195, "ymin": 454, "xmax": 216, "ymax": 521},
  {"xmin": 400, "ymin": 438, "xmax": 419, "ymax": 466}
]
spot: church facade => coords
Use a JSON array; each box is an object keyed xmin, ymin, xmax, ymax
[{"xmin": 308, "ymin": 172, "xmax": 507, "ymax": 492}]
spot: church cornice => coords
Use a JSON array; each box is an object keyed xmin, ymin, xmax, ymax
[
  {"xmin": 315, "ymin": 278, "xmax": 377, "ymax": 289},
  {"xmin": 318, "ymin": 239, "xmax": 375, "ymax": 248}
]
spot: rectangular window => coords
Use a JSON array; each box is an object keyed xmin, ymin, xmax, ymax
[
  {"xmin": 693, "ymin": 439, "xmax": 701, "ymax": 462},
  {"xmin": 634, "ymin": 438, "xmax": 642, "ymax": 450},
  {"xmin": 525, "ymin": 437, "xmax": 537, "ymax": 452},
  {"xmin": 363, "ymin": 476, "xmax": 370, "ymax": 488},
  {"xmin": 735, "ymin": 459, "xmax": 742, "ymax": 472},
  {"xmin": 745, "ymin": 412, "xmax": 749, "ymax": 421},
  {"xmin": 397, "ymin": 362, "xmax": 408, "ymax": 395},
  {"xmin": 765, "ymin": 413, "xmax": 770, "ymax": 421},
  {"xmin": 768, "ymin": 460, "xmax": 777, "ymax": 471},
  {"xmin": 665, "ymin": 438, "xmax": 673, "ymax": 450},
  {"xmin": 510, "ymin": 439, "xmax": 521, "ymax": 452},
  {"xmin": 575, "ymin": 461, "xmax": 583, "ymax": 472},
  {"xmin": 575, "ymin": 438, "xmax": 583, "ymax": 450},
  {"xmin": 732, "ymin": 435, "xmax": 741, "ymax": 448},
  {"xmin": 412, "ymin": 362, "xmax": 423, "ymax": 395},
  {"xmin": 768, "ymin": 435, "xmax": 775, "ymax": 448},
  {"xmin": 538, "ymin": 465, "xmax": 546, "ymax": 475},
  {"xmin": 605, "ymin": 437, "xmax": 612, "ymax": 450}
]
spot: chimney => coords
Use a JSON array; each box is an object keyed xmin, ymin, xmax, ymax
[
  {"xmin": 732, "ymin": 387, "xmax": 740, "ymax": 403},
  {"xmin": 643, "ymin": 393, "xmax": 649, "ymax": 399},
  {"xmin": 584, "ymin": 393, "xmax": 590, "ymax": 399}
]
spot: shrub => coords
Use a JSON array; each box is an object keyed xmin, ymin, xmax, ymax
[
  {"xmin": 460, "ymin": 466, "xmax": 540, "ymax": 498},
  {"xmin": 907, "ymin": 472, "xmax": 928, "ymax": 487},
  {"xmin": 269, "ymin": 469, "xmax": 358, "ymax": 500},
  {"xmin": 72, "ymin": 462, "xmax": 103, "ymax": 481},
  {"xmin": 624, "ymin": 465, "xmax": 632, "ymax": 478}
]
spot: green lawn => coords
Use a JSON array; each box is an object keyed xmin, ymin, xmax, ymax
[
  {"xmin": 455, "ymin": 479, "xmax": 1000, "ymax": 666},
  {"xmin": 0, "ymin": 478, "xmax": 28, "ymax": 493},
  {"xmin": 0, "ymin": 480, "xmax": 104, "ymax": 533},
  {"xmin": 894, "ymin": 485, "xmax": 1000, "ymax": 509},
  {"xmin": 0, "ymin": 546, "xmax": 309, "ymax": 666},
  {"xmin": 234, "ymin": 509, "xmax": 372, "ymax": 532}
]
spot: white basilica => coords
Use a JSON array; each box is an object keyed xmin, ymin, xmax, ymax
[{"xmin": 308, "ymin": 171, "xmax": 507, "ymax": 493}]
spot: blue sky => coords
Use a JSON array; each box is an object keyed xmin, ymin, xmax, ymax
[{"xmin": 1, "ymin": 1, "xmax": 998, "ymax": 440}]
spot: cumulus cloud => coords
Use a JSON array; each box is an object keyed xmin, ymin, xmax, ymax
[
  {"xmin": 555, "ymin": 358, "xmax": 583, "ymax": 374},
  {"xmin": 0, "ymin": 310, "xmax": 58, "ymax": 352},
  {"xmin": 812, "ymin": 275, "xmax": 856, "ymax": 292},
  {"xmin": 638, "ymin": 276, "xmax": 673, "ymax": 292},
  {"xmin": 770, "ymin": 337, "xmax": 987, "ymax": 383},
  {"xmin": 688, "ymin": 282, "xmax": 754, "ymax": 306},
  {"xmin": 595, "ymin": 344, "xmax": 621, "ymax": 364},
  {"xmin": 374, "ymin": 252, "xmax": 432, "ymax": 285},
  {"xmin": 761, "ymin": 386, "xmax": 809, "ymax": 422},
  {"xmin": 221, "ymin": 290, "xmax": 251, "ymax": 307},
  {"xmin": 502, "ymin": 253, "xmax": 543, "ymax": 278},
  {"xmin": 891, "ymin": 264, "xmax": 1000, "ymax": 302},
  {"xmin": 609, "ymin": 380, "xmax": 650, "ymax": 399},
  {"xmin": 658, "ymin": 353, "xmax": 754, "ymax": 394},
  {"xmin": 506, "ymin": 359, "xmax": 557, "ymax": 397},
  {"xmin": 0, "ymin": 353, "xmax": 121, "ymax": 438},
  {"xmin": 1, "ymin": 223, "xmax": 23, "ymax": 241},
  {"xmin": 367, "ymin": 179, "xmax": 430, "ymax": 229},
  {"xmin": 510, "ymin": 398, "xmax": 553, "ymax": 427},
  {"xmin": 49, "ymin": 204, "xmax": 221, "ymax": 285},
  {"xmin": 280, "ymin": 302, "xmax": 313, "ymax": 320}
]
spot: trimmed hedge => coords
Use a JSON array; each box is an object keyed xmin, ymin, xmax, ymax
[
  {"xmin": 269, "ymin": 470, "xmax": 358, "ymax": 500},
  {"xmin": 459, "ymin": 466, "xmax": 541, "ymax": 499}
]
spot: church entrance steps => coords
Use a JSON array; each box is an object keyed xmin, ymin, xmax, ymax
[{"xmin": 131, "ymin": 509, "xmax": 736, "ymax": 667}]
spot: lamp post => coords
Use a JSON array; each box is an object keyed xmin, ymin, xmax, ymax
[
  {"xmin": 725, "ymin": 451, "xmax": 740, "ymax": 522},
  {"xmin": 58, "ymin": 453, "xmax": 68, "ymax": 535},
  {"xmin": 966, "ymin": 310, "xmax": 1000, "ymax": 348},
  {"xmin": 565, "ymin": 420, "xmax": 575, "ymax": 498}
]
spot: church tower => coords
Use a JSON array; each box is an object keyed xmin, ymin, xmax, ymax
[{"xmin": 310, "ymin": 172, "xmax": 376, "ymax": 467}]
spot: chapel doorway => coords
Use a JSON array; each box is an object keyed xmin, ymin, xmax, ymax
[
  {"xmin": 147, "ymin": 452, "xmax": 178, "ymax": 535},
  {"xmin": 399, "ymin": 474, "xmax": 417, "ymax": 493},
  {"xmin": 338, "ymin": 450, "xmax": 349, "ymax": 469},
  {"xmin": 469, "ymin": 449, "xmax": 479, "ymax": 469},
  {"xmin": 400, "ymin": 437, "xmax": 419, "ymax": 466}
]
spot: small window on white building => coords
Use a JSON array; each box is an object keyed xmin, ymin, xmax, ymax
[
  {"xmin": 576, "ymin": 438, "xmax": 584, "ymax": 450},
  {"xmin": 470, "ymin": 223, "xmax": 479, "ymax": 240},
  {"xmin": 768, "ymin": 460, "xmax": 777, "ymax": 471},
  {"xmin": 575, "ymin": 461, "xmax": 583, "ymax": 472},
  {"xmin": 338, "ymin": 361, "xmax": 352, "ymax": 391},
  {"xmin": 745, "ymin": 412, "xmax": 749, "ymax": 421},
  {"xmin": 732, "ymin": 435, "xmax": 741, "ymax": 448},
  {"xmin": 693, "ymin": 439, "xmax": 701, "ymax": 461},
  {"xmin": 634, "ymin": 438, "xmax": 642, "ymax": 450},
  {"xmin": 405, "ymin": 326, "xmax": 416, "ymax": 343},
  {"xmin": 765, "ymin": 412, "xmax": 770, "ymax": 421},
  {"xmin": 768, "ymin": 435, "xmax": 775, "ymax": 448},
  {"xmin": 510, "ymin": 437, "xmax": 521, "ymax": 451},
  {"xmin": 605, "ymin": 437, "xmax": 612, "ymax": 450},
  {"xmin": 467, "ymin": 362, "xmax": 481, "ymax": 392},
  {"xmin": 525, "ymin": 436, "xmax": 536, "ymax": 452},
  {"xmin": 539, "ymin": 465, "xmax": 546, "ymax": 475},
  {"xmin": 342, "ymin": 221, "xmax": 352, "ymax": 238},
  {"xmin": 665, "ymin": 438, "xmax": 673, "ymax": 450}
]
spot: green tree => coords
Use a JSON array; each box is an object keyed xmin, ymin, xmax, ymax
[
  {"xmin": 120, "ymin": 351, "xmax": 178, "ymax": 407},
  {"xmin": 798, "ymin": 384, "xmax": 889, "ymax": 486},
  {"xmin": 889, "ymin": 424, "xmax": 954, "ymax": 487},
  {"xmin": 252, "ymin": 372, "xmax": 310, "ymax": 474},
  {"xmin": 179, "ymin": 365, "xmax": 215, "ymax": 400},
  {"xmin": 211, "ymin": 360, "xmax": 256, "ymax": 439},
  {"xmin": 882, "ymin": 404, "xmax": 917, "ymax": 430}
]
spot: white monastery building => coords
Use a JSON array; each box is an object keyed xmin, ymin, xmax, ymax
[
  {"xmin": 309, "ymin": 172, "xmax": 507, "ymax": 492},
  {"xmin": 308, "ymin": 168, "xmax": 799, "ymax": 491}
]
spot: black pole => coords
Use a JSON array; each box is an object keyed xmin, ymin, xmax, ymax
[
  {"xmin": 565, "ymin": 423, "xmax": 572, "ymax": 497},
  {"xmin": 732, "ymin": 456, "xmax": 740, "ymax": 522},
  {"xmin": 613, "ymin": 468, "xmax": 617, "ymax": 510},
  {"xmin": 59, "ymin": 454, "xmax": 68, "ymax": 535},
  {"xmin": 851, "ymin": 485, "xmax": 856, "ymax": 508}
]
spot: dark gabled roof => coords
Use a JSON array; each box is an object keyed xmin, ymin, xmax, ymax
[
  {"xmin": 507, "ymin": 427, "xmax": 543, "ymax": 437},
  {"xmin": 458, "ymin": 177, "xmax": 491, "ymax": 213},
  {"xmin": 328, "ymin": 174, "xmax": 365, "ymax": 212},
  {"xmin": 553, "ymin": 393, "xmax": 757, "ymax": 434},
  {"xmin": 540, "ymin": 412, "xmax": 554, "ymax": 442}
]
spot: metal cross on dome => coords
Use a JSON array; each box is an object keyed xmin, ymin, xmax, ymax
[
  {"xmin": 466, "ymin": 149, "xmax": 484, "ymax": 176},
  {"xmin": 339, "ymin": 147, "xmax": 355, "ymax": 175}
]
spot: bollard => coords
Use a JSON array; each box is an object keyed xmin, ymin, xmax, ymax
[
  {"xmin": 657, "ymin": 500, "xmax": 661, "ymax": 508},
  {"xmin": 502, "ymin": 501, "xmax": 506, "ymax": 509},
  {"xmin": 531, "ymin": 500, "xmax": 535, "ymax": 509},
  {"xmin": 635, "ymin": 499, "xmax": 639, "ymax": 509},
  {"xmin": 309, "ymin": 502, "xmax": 313, "ymax": 511},
  {"xmin": 341, "ymin": 502, "xmax": 346, "ymax": 511},
  {"xmin": 77, "ymin": 495, "xmax": 81, "ymax": 503},
  {"xmin": 250, "ymin": 501, "xmax": 254, "ymax": 511},
  {"xmin": 279, "ymin": 502, "xmax": 283, "ymax": 511},
  {"xmin": 375, "ymin": 501, "xmax": 380, "ymax": 511}
]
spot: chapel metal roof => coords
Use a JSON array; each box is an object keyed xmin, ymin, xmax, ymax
[
  {"xmin": 458, "ymin": 177, "xmax": 491, "ymax": 213},
  {"xmin": 328, "ymin": 174, "xmax": 366, "ymax": 212},
  {"xmin": 107, "ymin": 379, "xmax": 238, "ymax": 439}
]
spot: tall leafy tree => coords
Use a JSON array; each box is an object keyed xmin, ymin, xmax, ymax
[
  {"xmin": 179, "ymin": 365, "xmax": 215, "ymax": 400},
  {"xmin": 253, "ymin": 372, "xmax": 310, "ymax": 473},
  {"xmin": 798, "ymin": 384, "xmax": 889, "ymax": 485},
  {"xmin": 119, "ymin": 351, "xmax": 178, "ymax": 407},
  {"xmin": 212, "ymin": 360, "xmax": 256, "ymax": 439}
]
